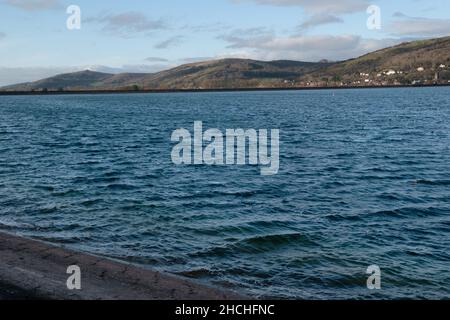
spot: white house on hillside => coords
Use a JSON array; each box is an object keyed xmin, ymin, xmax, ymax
[{"xmin": 385, "ymin": 70, "xmax": 396, "ymax": 76}]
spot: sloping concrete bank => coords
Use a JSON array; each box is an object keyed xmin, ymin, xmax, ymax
[{"xmin": 0, "ymin": 232, "xmax": 244, "ymax": 300}]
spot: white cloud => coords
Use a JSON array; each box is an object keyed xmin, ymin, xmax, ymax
[
  {"xmin": 220, "ymin": 30, "xmax": 403, "ymax": 61},
  {"xmin": 154, "ymin": 36, "xmax": 184, "ymax": 49},
  {"xmin": 3, "ymin": 0, "xmax": 61, "ymax": 11},
  {"xmin": 232, "ymin": 0, "xmax": 369, "ymax": 14},
  {"xmin": 389, "ymin": 14, "xmax": 450, "ymax": 37},
  {"xmin": 232, "ymin": 0, "xmax": 369, "ymax": 33},
  {"xmin": 298, "ymin": 14, "xmax": 344, "ymax": 31},
  {"xmin": 86, "ymin": 12, "xmax": 168, "ymax": 37},
  {"xmin": 145, "ymin": 57, "xmax": 169, "ymax": 63}
]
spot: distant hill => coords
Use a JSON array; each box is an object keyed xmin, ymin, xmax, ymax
[
  {"xmin": 137, "ymin": 59, "xmax": 332, "ymax": 89},
  {"xmin": 303, "ymin": 36, "xmax": 450, "ymax": 86},
  {"xmin": 1, "ymin": 59, "xmax": 332, "ymax": 91},
  {"xmin": 2, "ymin": 36, "xmax": 450, "ymax": 91},
  {"xmin": 1, "ymin": 70, "xmax": 114, "ymax": 91}
]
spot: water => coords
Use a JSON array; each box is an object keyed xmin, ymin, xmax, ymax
[{"xmin": 0, "ymin": 88, "xmax": 449, "ymax": 299}]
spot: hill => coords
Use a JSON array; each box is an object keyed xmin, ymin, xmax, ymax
[
  {"xmin": 1, "ymin": 70, "xmax": 114, "ymax": 91},
  {"xmin": 1, "ymin": 59, "xmax": 333, "ymax": 91},
  {"xmin": 2, "ymin": 36, "xmax": 450, "ymax": 91},
  {"xmin": 303, "ymin": 36, "xmax": 450, "ymax": 86},
  {"xmin": 138, "ymin": 59, "xmax": 332, "ymax": 89}
]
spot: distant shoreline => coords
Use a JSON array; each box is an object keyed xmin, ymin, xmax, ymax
[{"xmin": 0, "ymin": 83, "xmax": 449, "ymax": 96}]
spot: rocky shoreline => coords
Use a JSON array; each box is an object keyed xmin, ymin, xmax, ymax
[{"xmin": 0, "ymin": 232, "xmax": 243, "ymax": 300}]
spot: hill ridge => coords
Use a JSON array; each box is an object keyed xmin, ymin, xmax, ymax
[{"xmin": 2, "ymin": 36, "xmax": 450, "ymax": 91}]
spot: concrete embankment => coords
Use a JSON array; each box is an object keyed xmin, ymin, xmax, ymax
[{"xmin": 0, "ymin": 232, "xmax": 243, "ymax": 300}]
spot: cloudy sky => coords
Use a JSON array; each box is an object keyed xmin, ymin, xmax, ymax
[{"xmin": 0, "ymin": 0, "xmax": 449, "ymax": 85}]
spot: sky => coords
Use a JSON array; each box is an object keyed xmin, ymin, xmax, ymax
[{"xmin": 0, "ymin": 0, "xmax": 450, "ymax": 85}]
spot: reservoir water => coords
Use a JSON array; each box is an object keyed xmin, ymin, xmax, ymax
[{"xmin": 0, "ymin": 88, "xmax": 449, "ymax": 299}]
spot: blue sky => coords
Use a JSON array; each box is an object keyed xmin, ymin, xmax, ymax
[{"xmin": 0, "ymin": 0, "xmax": 450, "ymax": 85}]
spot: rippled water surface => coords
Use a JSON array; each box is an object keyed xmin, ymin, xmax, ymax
[{"xmin": 1, "ymin": 88, "xmax": 449, "ymax": 299}]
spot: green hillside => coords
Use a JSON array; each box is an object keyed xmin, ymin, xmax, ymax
[{"xmin": 2, "ymin": 36, "xmax": 450, "ymax": 91}]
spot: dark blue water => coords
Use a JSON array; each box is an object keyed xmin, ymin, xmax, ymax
[{"xmin": 1, "ymin": 88, "xmax": 449, "ymax": 299}]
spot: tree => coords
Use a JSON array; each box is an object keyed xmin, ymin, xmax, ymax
[{"xmin": 332, "ymin": 75, "xmax": 342, "ymax": 82}]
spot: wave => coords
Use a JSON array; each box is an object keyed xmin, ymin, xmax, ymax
[
  {"xmin": 416, "ymin": 179, "xmax": 450, "ymax": 186},
  {"xmin": 105, "ymin": 183, "xmax": 138, "ymax": 190},
  {"xmin": 194, "ymin": 233, "xmax": 316, "ymax": 257},
  {"xmin": 369, "ymin": 206, "xmax": 447, "ymax": 219}
]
